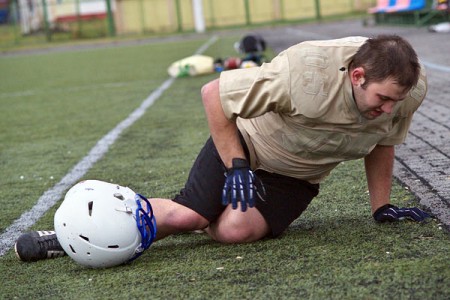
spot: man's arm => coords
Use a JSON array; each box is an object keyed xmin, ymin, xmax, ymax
[
  {"xmin": 201, "ymin": 78, "xmax": 245, "ymax": 168},
  {"xmin": 201, "ymin": 78, "xmax": 257, "ymax": 211},
  {"xmin": 364, "ymin": 145, "xmax": 430, "ymax": 222},
  {"xmin": 364, "ymin": 145, "xmax": 394, "ymax": 214}
]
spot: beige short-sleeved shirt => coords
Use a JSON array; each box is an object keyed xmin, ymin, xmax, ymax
[{"xmin": 219, "ymin": 37, "xmax": 427, "ymax": 183}]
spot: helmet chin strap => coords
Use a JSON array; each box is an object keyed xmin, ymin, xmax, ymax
[{"xmin": 128, "ymin": 194, "xmax": 157, "ymax": 262}]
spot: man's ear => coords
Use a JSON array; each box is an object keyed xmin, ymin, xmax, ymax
[{"xmin": 350, "ymin": 67, "xmax": 366, "ymax": 85}]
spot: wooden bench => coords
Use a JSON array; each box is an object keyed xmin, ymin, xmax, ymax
[
  {"xmin": 54, "ymin": 13, "xmax": 108, "ymax": 38},
  {"xmin": 55, "ymin": 12, "xmax": 107, "ymax": 24}
]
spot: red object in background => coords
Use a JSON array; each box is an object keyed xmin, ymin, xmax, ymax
[{"xmin": 224, "ymin": 57, "xmax": 242, "ymax": 70}]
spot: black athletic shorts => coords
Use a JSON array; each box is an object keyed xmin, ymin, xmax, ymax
[{"xmin": 172, "ymin": 135, "xmax": 320, "ymax": 237}]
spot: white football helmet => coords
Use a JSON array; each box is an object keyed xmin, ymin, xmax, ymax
[{"xmin": 54, "ymin": 180, "xmax": 157, "ymax": 268}]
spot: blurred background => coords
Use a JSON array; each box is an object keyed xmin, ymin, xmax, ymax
[
  {"xmin": 0, "ymin": 0, "xmax": 448, "ymax": 49},
  {"xmin": 0, "ymin": 0, "xmax": 406, "ymax": 48}
]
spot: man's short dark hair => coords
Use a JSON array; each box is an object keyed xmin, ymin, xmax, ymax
[{"xmin": 350, "ymin": 35, "xmax": 421, "ymax": 92}]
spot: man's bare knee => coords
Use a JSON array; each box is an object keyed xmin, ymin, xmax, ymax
[
  {"xmin": 207, "ymin": 207, "xmax": 269, "ymax": 244},
  {"xmin": 209, "ymin": 227, "xmax": 260, "ymax": 244}
]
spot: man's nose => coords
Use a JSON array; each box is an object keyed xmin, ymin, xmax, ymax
[{"xmin": 381, "ymin": 101, "xmax": 395, "ymax": 114}]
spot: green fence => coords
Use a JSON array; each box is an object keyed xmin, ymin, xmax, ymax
[
  {"xmin": 1, "ymin": 0, "xmax": 114, "ymax": 47},
  {"xmin": 0, "ymin": 0, "xmax": 374, "ymax": 49}
]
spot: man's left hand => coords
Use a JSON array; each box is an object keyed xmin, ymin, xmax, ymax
[
  {"xmin": 222, "ymin": 158, "xmax": 256, "ymax": 212},
  {"xmin": 373, "ymin": 204, "xmax": 430, "ymax": 222}
]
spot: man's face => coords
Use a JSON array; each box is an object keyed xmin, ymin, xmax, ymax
[{"xmin": 353, "ymin": 78, "xmax": 408, "ymax": 120}]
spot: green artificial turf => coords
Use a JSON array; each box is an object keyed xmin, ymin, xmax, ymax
[{"xmin": 0, "ymin": 35, "xmax": 448, "ymax": 299}]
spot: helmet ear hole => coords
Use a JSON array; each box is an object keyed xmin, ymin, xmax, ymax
[
  {"xmin": 114, "ymin": 193, "xmax": 125, "ymax": 200},
  {"xmin": 79, "ymin": 235, "xmax": 90, "ymax": 242},
  {"xmin": 88, "ymin": 201, "xmax": 93, "ymax": 216}
]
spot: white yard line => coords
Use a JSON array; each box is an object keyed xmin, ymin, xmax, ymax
[
  {"xmin": 422, "ymin": 61, "xmax": 450, "ymax": 73},
  {"xmin": 0, "ymin": 35, "xmax": 218, "ymax": 256}
]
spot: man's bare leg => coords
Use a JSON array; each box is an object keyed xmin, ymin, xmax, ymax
[{"xmin": 149, "ymin": 198, "xmax": 210, "ymax": 240}]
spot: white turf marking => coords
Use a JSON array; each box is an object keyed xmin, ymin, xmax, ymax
[
  {"xmin": 0, "ymin": 35, "xmax": 218, "ymax": 257},
  {"xmin": 422, "ymin": 61, "xmax": 450, "ymax": 73}
]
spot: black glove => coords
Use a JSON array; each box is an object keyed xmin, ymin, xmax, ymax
[
  {"xmin": 373, "ymin": 204, "xmax": 430, "ymax": 222},
  {"xmin": 222, "ymin": 158, "xmax": 256, "ymax": 212}
]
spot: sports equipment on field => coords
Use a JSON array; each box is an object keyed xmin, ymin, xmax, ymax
[
  {"xmin": 234, "ymin": 34, "xmax": 267, "ymax": 66},
  {"xmin": 240, "ymin": 60, "xmax": 258, "ymax": 69},
  {"xmin": 15, "ymin": 230, "xmax": 66, "ymax": 262},
  {"xmin": 167, "ymin": 54, "xmax": 214, "ymax": 77},
  {"xmin": 222, "ymin": 158, "xmax": 256, "ymax": 212},
  {"xmin": 373, "ymin": 204, "xmax": 430, "ymax": 222},
  {"xmin": 224, "ymin": 57, "xmax": 241, "ymax": 70},
  {"xmin": 54, "ymin": 180, "xmax": 157, "ymax": 268},
  {"xmin": 235, "ymin": 34, "xmax": 266, "ymax": 54}
]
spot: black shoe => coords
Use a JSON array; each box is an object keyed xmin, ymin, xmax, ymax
[{"xmin": 15, "ymin": 231, "xmax": 66, "ymax": 262}]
